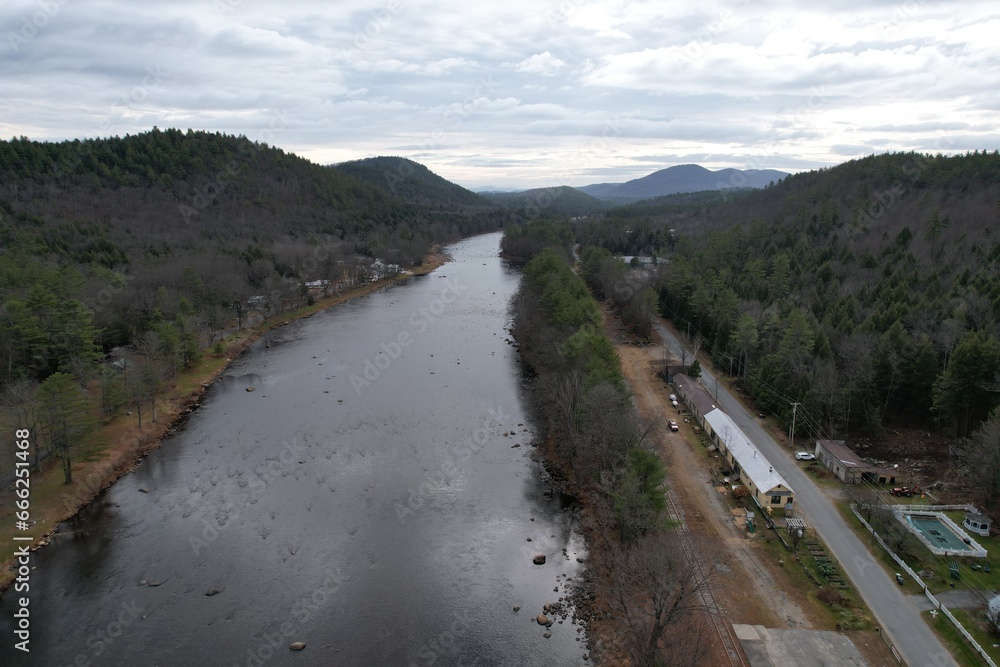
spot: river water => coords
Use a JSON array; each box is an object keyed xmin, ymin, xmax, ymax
[{"xmin": 0, "ymin": 232, "xmax": 588, "ymax": 666}]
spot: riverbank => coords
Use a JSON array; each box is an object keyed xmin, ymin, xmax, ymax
[{"xmin": 0, "ymin": 246, "xmax": 450, "ymax": 590}]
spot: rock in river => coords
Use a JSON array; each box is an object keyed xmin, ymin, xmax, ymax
[
  {"xmin": 289, "ymin": 642, "xmax": 306, "ymax": 651},
  {"xmin": 532, "ymin": 554, "xmax": 546, "ymax": 565},
  {"xmin": 536, "ymin": 614, "xmax": 549, "ymax": 626}
]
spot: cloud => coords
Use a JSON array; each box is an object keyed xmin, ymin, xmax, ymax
[
  {"xmin": 513, "ymin": 52, "xmax": 567, "ymax": 76},
  {"xmin": 1, "ymin": 0, "xmax": 997, "ymax": 189}
]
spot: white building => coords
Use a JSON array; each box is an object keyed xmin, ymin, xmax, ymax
[{"xmin": 704, "ymin": 409, "xmax": 794, "ymax": 510}]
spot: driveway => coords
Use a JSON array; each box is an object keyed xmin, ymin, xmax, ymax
[{"xmin": 653, "ymin": 319, "xmax": 959, "ymax": 667}]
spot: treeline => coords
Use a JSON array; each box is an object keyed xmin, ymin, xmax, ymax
[
  {"xmin": 579, "ymin": 246, "xmax": 657, "ymax": 338},
  {"xmin": 499, "ymin": 219, "xmax": 574, "ymax": 265},
  {"xmin": 575, "ymin": 152, "xmax": 1000, "ymax": 442},
  {"xmin": 0, "ymin": 129, "xmax": 509, "ymax": 481},
  {"xmin": 506, "ymin": 230, "xmax": 709, "ymax": 665},
  {"xmin": 509, "ymin": 225, "xmax": 665, "ymax": 538}
]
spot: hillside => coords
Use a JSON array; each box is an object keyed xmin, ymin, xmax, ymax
[
  {"xmin": 0, "ymin": 130, "xmax": 503, "ymax": 386},
  {"xmin": 334, "ymin": 156, "xmax": 490, "ymax": 210},
  {"xmin": 484, "ymin": 185, "xmax": 607, "ymax": 217},
  {"xmin": 577, "ymin": 164, "xmax": 787, "ymax": 203},
  {"xmin": 577, "ymin": 151, "xmax": 1000, "ymax": 452}
]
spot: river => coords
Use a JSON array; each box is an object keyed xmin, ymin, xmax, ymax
[{"xmin": 0, "ymin": 232, "xmax": 588, "ymax": 666}]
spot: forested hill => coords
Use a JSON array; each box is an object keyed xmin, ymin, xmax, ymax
[
  {"xmin": 334, "ymin": 156, "xmax": 489, "ymax": 209},
  {"xmin": 0, "ymin": 129, "xmax": 504, "ymax": 387},
  {"xmin": 578, "ymin": 151, "xmax": 1000, "ymax": 441},
  {"xmin": 484, "ymin": 185, "xmax": 607, "ymax": 217}
]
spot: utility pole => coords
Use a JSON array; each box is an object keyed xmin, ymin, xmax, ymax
[{"xmin": 790, "ymin": 402, "xmax": 801, "ymax": 451}]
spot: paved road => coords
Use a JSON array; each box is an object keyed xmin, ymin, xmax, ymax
[{"xmin": 653, "ymin": 319, "xmax": 959, "ymax": 667}]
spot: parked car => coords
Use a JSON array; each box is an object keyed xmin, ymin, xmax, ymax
[
  {"xmin": 795, "ymin": 452, "xmax": 816, "ymax": 461},
  {"xmin": 668, "ymin": 394, "xmax": 677, "ymax": 402},
  {"xmin": 668, "ymin": 419, "xmax": 679, "ymax": 431},
  {"xmin": 670, "ymin": 399, "xmax": 679, "ymax": 408}
]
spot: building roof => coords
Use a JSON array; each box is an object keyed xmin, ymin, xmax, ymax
[
  {"xmin": 705, "ymin": 409, "xmax": 792, "ymax": 496},
  {"xmin": 816, "ymin": 439, "xmax": 867, "ymax": 468},
  {"xmin": 673, "ymin": 374, "xmax": 718, "ymax": 417}
]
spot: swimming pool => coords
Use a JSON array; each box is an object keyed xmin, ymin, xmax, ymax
[{"xmin": 900, "ymin": 512, "xmax": 988, "ymax": 558}]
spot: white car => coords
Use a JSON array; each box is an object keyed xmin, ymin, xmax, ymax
[
  {"xmin": 795, "ymin": 452, "xmax": 816, "ymax": 461},
  {"xmin": 668, "ymin": 419, "xmax": 679, "ymax": 431}
]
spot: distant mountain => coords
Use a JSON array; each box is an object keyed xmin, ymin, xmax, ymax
[
  {"xmin": 483, "ymin": 185, "xmax": 607, "ymax": 217},
  {"xmin": 473, "ymin": 186, "xmax": 518, "ymax": 194},
  {"xmin": 577, "ymin": 164, "xmax": 788, "ymax": 203},
  {"xmin": 334, "ymin": 157, "xmax": 488, "ymax": 209}
]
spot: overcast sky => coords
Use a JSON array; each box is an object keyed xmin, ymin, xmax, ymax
[{"xmin": 2, "ymin": 0, "xmax": 998, "ymax": 189}]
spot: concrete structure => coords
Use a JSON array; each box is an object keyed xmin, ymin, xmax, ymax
[
  {"xmin": 963, "ymin": 510, "xmax": 992, "ymax": 537},
  {"xmin": 814, "ymin": 439, "xmax": 897, "ymax": 485},
  {"xmin": 734, "ymin": 625, "xmax": 869, "ymax": 667},
  {"xmin": 705, "ymin": 409, "xmax": 794, "ymax": 510}
]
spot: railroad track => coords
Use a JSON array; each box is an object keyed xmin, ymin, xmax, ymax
[{"xmin": 665, "ymin": 487, "xmax": 750, "ymax": 667}]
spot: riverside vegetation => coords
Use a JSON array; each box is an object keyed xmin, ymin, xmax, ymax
[{"xmin": 502, "ymin": 223, "xmax": 711, "ymax": 666}]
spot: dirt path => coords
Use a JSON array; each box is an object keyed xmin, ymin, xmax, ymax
[{"xmin": 616, "ymin": 343, "xmax": 813, "ymax": 632}]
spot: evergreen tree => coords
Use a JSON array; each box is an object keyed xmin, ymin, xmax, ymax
[{"xmin": 37, "ymin": 372, "xmax": 94, "ymax": 483}]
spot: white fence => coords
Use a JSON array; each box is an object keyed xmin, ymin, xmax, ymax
[{"xmin": 852, "ymin": 505, "xmax": 997, "ymax": 667}]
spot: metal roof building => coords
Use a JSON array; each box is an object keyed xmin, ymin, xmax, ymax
[{"xmin": 704, "ymin": 409, "xmax": 794, "ymax": 509}]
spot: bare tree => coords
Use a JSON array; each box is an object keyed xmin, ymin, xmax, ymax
[
  {"xmin": 959, "ymin": 410, "xmax": 1000, "ymax": 508},
  {"xmin": 1, "ymin": 379, "xmax": 44, "ymax": 470},
  {"xmin": 603, "ymin": 533, "xmax": 709, "ymax": 666}
]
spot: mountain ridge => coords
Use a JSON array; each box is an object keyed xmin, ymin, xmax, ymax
[{"xmin": 577, "ymin": 164, "xmax": 788, "ymax": 203}]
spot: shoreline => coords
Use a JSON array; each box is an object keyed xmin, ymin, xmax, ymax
[{"xmin": 0, "ymin": 245, "xmax": 450, "ymax": 590}]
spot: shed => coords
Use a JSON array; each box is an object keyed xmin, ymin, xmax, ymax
[{"xmin": 814, "ymin": 439, "xmax": 897, "ymax": 485}]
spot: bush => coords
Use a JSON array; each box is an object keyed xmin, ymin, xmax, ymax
[
  {"xmin": 818, "ymin": 587, "xmax": 844, "ymax": 606},
  {"xmin": 817, "ymin": 562, "xmax": 837, "ymax": 578}
]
